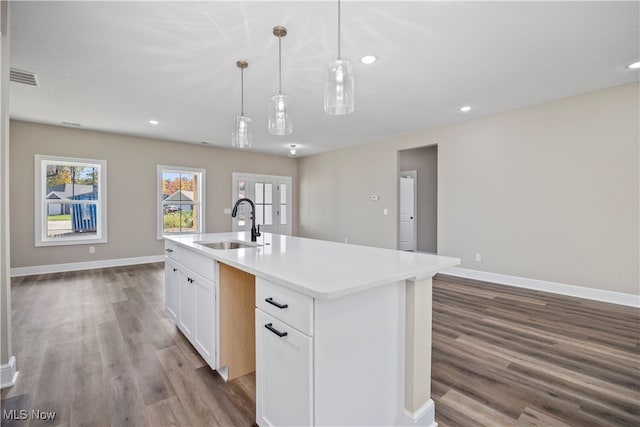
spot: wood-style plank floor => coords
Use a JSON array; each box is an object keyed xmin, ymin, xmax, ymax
[
  {"xmin": 432, "ymin": 274, "xmax": 640, "ymax": 427},
  {"xmin": 1, "ymin": 264, "xmax": 255, "ymax": 427},
  {"xmin": 2, "ymin": 263, "xmax": 638, "ymax": 426}
]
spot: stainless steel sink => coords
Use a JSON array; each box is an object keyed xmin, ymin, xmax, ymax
[{"xmin": 195, "ymin": 240, "xmax": 260, "ymax": 250}]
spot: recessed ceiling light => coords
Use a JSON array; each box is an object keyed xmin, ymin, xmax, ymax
[
  {"xmin": 460, "ymin": 106, "xmax": 471, "ymax": 112},
  {"xmin": 289, "ymin": 144, "xmax": 297, "ymax": 157},
  {"xmin": 628, "ymin": 61, "xmax": 640, "ymax": 69},
  {"xmin": 361, "ymin": 55, "xmax": 377, "ymax": 64},
  {"xmin": 149, "ymin": 120, "xmax": 159, "ymax": 125}
]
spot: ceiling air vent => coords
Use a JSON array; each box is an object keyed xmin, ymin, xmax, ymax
[{"xmin": 10, "ymin": 68, "xmax": 38, "ymax": 86}]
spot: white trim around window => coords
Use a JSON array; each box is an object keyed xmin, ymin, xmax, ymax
[
  {"xmin": 35, "ymin": 154, "xmax": 107, "ymax": 247},
  {"xmin": 157, "ymin": 165, "xmax": 206, "ymax": 239}
]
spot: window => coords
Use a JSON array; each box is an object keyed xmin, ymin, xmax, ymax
[
  {"xmin": 35, "ymin": 155, "xmax": 107, "ymax": 246},
  {"xmin": 158, "ymin": 165, "xmax": 205, "ymax": 238}
]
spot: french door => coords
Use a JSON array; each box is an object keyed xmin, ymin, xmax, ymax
[{"xmin": 232, "ymin": 173, "xmax": 292, "ymax": 235}]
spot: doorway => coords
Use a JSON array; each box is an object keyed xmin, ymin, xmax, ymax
[
  {"xmin": 397, "ymin": 145, "xmax": 438, "ymax": 253},
  {"xmin": 231, "ymin": 173, "xmax": 292, "ymax": 235},
  {"xmin": 399, "ymin": 171, "xmax": 417, "ymax": 251}
]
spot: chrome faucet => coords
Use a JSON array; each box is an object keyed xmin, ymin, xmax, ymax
[{"xmin": 231, "ymin": 198, "xmax": 261, "ymax": 242}]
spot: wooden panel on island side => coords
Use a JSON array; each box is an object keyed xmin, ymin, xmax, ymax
[{"xmin": 219, "ymin": 263, "xmax": 256, "ymax": 380}]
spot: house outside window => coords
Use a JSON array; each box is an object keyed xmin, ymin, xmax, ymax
[
  {"xmin": 158, "ymin": 165, "xmax": 205, "ymax": 238},
  {"xmin": 35, "ymin": 154, "xmax": 107, "ymax": 246}
]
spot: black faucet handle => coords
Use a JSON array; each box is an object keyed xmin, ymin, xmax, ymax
[{"xmin": 256, "ymin": 224, "xmax": 261, "ymax": 236}]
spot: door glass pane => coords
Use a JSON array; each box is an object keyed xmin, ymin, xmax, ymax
[
  {"xmin": 265, "ymin": 205, "xmax": 273, "ymax": 225},
  {"xmin": 237, "ymin": 180, "xmax": 246, "ymax": 226},
  {"xmin": 280, "ymin": 184, "xmax": 287, "ymax": 204},
  {"xmin": 255, "ymin": 183, "xmax": 264, "ymax": 203},
  {"xmin": 265, "ymin": 183, "xmax": 273, "ymax": 204},
  {"xmin": 238, "ymin": 180, "xmax": 246, "ymax": 199},
  {"xmin": 280, "ymin": 205, "xmax": 287, "ymax": 225},
  {"xmin": 237, "ymin": 205, "xmax": 246, "ymax": 227},
  {"xmin": 256, "ymin": 205, "xmax": 264, "ymax": 225}
]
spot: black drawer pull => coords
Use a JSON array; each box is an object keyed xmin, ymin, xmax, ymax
[
  {"xmin": 265, "ymin": 297, "xmax": 288, "ymax": 309},
  {"xmin": 165, "ymin": 248, "xmax": 174, "ymax": 253},
  {"xmin": 173, "ymin": 268, "xmax": 177, "ymax": 272},
  {"xmin": 265, "ymin": 323, "xmax": 288, "ymax": 337}
]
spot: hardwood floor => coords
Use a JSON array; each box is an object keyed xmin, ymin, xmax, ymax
[
  {"xmin": 1, "ymin": 264, "xmax": 255, "ymax": 427},
  {"xmin": 432, "ymin": 274, "xmax": 640, "ymax": 427},
  {"xmin": 2, "ymin": 264, "xmax": 638, "ymax": 426}
]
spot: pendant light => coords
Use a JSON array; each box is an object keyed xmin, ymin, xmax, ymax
[
  {"xmin": 324, "ymin": 0, "xmax": 354, "ymax": 115},
  {"xmin": 232, "ymin": 60, "xmax": 252, "ymax": 149},
  {"xmin": 268, "ymin": 26, "xmax": 293, "ymax": 136}
]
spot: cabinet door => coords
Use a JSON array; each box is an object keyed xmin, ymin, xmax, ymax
[
  {"xmin": 164, "ymin": 259, "xmax": 180, "ymax": 322},
  {"xmin": 256, "ymin": 310, "xmax": 312, "ymax": 427},
  {"xmin": 195, "ymin": 276, "xmax": 215, "ymax": 367},
  {"xmin": 178, "ymin": 272, "xmax": 196, "ymax": 340}
]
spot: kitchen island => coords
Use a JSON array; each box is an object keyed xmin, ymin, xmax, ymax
[{"xmin": 164, "ymin": 232, "xmax": 459, "ymax": 427}]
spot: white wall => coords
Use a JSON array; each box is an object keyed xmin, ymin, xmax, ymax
[{"xmin": 299, "ymin": 83, "xmax": 639, "ymax": 296}]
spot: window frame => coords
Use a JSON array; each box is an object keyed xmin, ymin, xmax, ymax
[
  {"xmin": 34, "ymin": 154, "xmax": 108, "ymax": 247},
  {"xmin": 157, "ymin": 165, "xmax": 206, "ymax": 239}
]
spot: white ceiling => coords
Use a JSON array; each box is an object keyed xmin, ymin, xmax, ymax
[{"xmin": 9, "ymin": 1, "xmax": 640, "ymax": 157}]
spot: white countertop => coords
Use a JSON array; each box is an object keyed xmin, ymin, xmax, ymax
[{"xmin": 165, "ymin": 232, "xmax": 460, "ymax": 299}]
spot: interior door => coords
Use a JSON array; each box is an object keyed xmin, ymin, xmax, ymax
[
  {"xmin": 399, "ymin": 171, "xmax": 416, "ymax": 251},
  {"xmin": 232, "ymin": 173, "xmax": 292, "ymax": 235}
]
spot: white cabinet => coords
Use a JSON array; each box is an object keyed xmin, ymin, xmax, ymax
[
  {"xmin": 256, "ymin": 277, "xmax": 405, "ymax": 426},
  {"xmin": 195, "ymin": 273, "xmax": 215, "ymax": 364},
  {"xmin": 256, "ymin": 310, "xmax": 312, "ymax": 427},
  {"xmin": 256, "ymin": 278, "xmax": 313, "ymax": 427},
  {"xmin": 178, "ymin": 272, "xmax": 196, "ymax": 340},
  {"xmin": 164, "ymin": 258, "xmax": 179, "ymax": 323},
  {"xmin": 164, "ymin": 240, "xmax": 217, "ymax": 370}
]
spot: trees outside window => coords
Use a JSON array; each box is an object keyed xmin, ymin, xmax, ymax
[{"xmin": 157, "ymin": 165, "xmax": 205, "ymax": 238}]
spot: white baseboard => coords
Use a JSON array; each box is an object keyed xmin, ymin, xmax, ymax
[
  {"xmin": 441, "ymin": 267, "xmax": 639, "ymax": 308},
  {"xmin": 10, "ymin": 255, "xmax": 164, "ymax": 277},
  {"xmin": 401, "ymin": 399, "xmax": 437, "ymax": 426},
  {"xmin": 0, "ymin": 356, "xmax": 18, "ymax": 389}
]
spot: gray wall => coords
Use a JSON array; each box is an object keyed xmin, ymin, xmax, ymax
[
  {"xmin": 10, "ymin": 120, "xmax": 298, "ymax": 268},
  {"xmin": 399, "ymin": 145, "xmax": 438, "ymax": 253},
  {"xmin": 299, "ymin": 83, "xmax": 639, "ymax": 296}
]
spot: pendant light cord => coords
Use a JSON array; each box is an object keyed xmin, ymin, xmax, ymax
[
  {"xmin": 278, "ymin": 35, "xmax": 283, "ymax": 95},
  {"xmin": 240, "ymin": 67, "xmax": 244, "ymax": 116},
  {"xmin": 337, "ymin": 0, "xmax": 342, "ymax": 60}
]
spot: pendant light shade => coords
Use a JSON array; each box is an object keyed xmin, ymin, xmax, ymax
[
  {"xmin": 232, "ymin": 60, "xmax": 252, "ymax": 149},
  {"xmin": 268, "ymin": 93, "xmax": 292, "ymax": 136},
  {"xmin": 232, "ymin": 115, "xmax": 252, "ymax": 149},
  {"xmin": 268, "ymin": 26, "xmax": 293, "ymax": 136},
  {"xmin": 325, "ymin": 59, "xmax": 354, "ymax": 115},
  {"xmin": 324, "ymin": 0, "xmax": 354, "ymax": 115}
]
